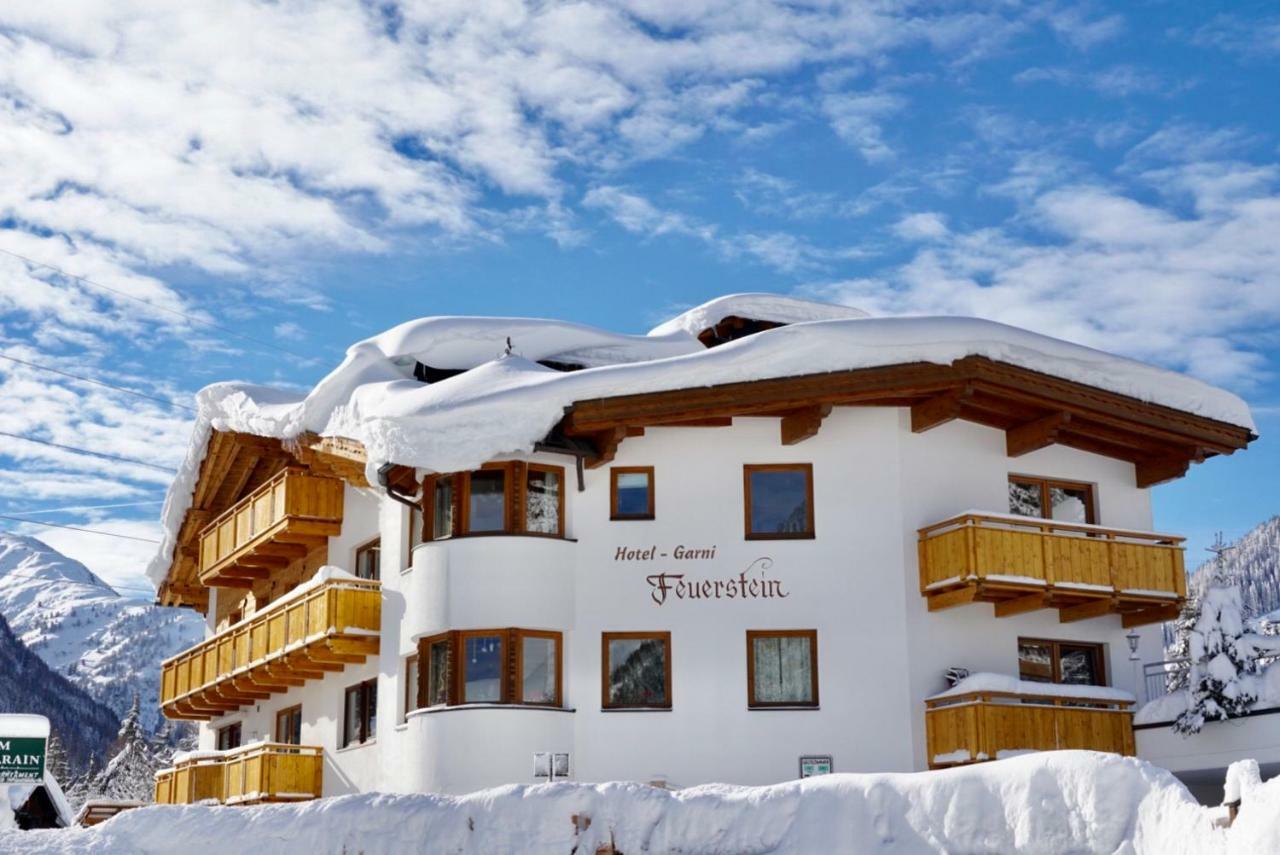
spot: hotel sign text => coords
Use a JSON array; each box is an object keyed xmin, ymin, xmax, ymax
[{"xmin": 614, "ymin": 545, "xmax": 790, "ymax": 606}]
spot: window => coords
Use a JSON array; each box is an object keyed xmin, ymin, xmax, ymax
[
  {"xmin": 610, "ymin": 467, "xmax": 655, "ymax": 520},
  {"xmin": 424, "ymin": 464, "xmax": 566, "ymax": 539},
  {"xmin": 746, "ymin": 630, "xmax": 818, "ymax": 708},
  {"xmin": 354, "ymin": 538, "xmax": 381, "ymax": 581},
  {"xmin": 216, "ymin": 722, "xmax": 241, "ymax": 751},
  {"xmin": 525, "ymin": 465, "xmax": 564, "ymax": 534},
  {"xmin": 1018, "ymin": 638, "xmax": 1106, "ymax": 686},
  {"xmin": 602, "ymin": 632, "xmax": 671, "ymax": 709},
  {"xmin": 1008, "ymin": 476, "xmax": 1096, "ymax": 525},
  {"xmin": 518, "ymin": 631, "xmax": 560, "ymax": 704},
  {"xmin": 467, "ymin": 470, "xmax": 507, "ymax": 532},
  {"xmin": 743, "ymin": 464, "xmax": 814, "ymax": 539},
  {"xmin": 343, "ymin": 678, "xmax": 377, "ymax": 747},
  {"xmin": 404, "ymin": 655, "xmax": 419, "ymax": 721},
  {"xmin": 422, "ymin": 635, "xmax": 451, "ymax": 707},
  {"xmin": 416, "ymin": 629, "xmax": 563, "ymax": 707},
  {"xmin": 274, "ymin": 705, "xmax": 302, "ymax": 745},
  {"xmin": 461, "ymin": 631, "xmax": 505, "ymax": 703}
]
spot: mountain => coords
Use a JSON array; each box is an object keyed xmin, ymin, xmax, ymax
[
  {"xmin": 1186, "ymin": 516, "xmax": 1280, "ymax": 624},
  {"xmin": 0, "ymin": 609, "xmax": 118, "ymax": 769},
  {"xmin": 0, "ymin": 534, "xmax": 204, "ymax": 732}
]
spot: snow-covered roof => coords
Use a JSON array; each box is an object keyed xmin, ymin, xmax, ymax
[
  {"xmin": 147, "ymin": 295, "xmax": 1255, "ymax": 589},
  {"xmin": 649, "ymin": 292, "xmax": 870, "ymax": 338},
  {"xmin": 0, "ymin": 714, "xmax": 51, "ymax": 739}
]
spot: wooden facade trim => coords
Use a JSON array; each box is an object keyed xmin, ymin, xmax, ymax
[{"xmin": 561, "ymin": 356, "xmax": 1253, "ymax": 482}]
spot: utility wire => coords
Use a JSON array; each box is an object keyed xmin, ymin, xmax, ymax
[
  {"xmin": 0, "ymin": 430, "xmax": 178, "ymax": 473},
  {"xmin": 6, "ymin": 499, "xmax": 165, "ymax": 516},
  {"xmin": 0, "ymin": 566, "xmax": 159, "ymax": 596},
  {"xmin": 0, "ymin": 245, "xmax": 323, "ymax": 363},
  {"xmin": 0, "ymin": 514, "xmax": 159, "ymax": 543},
  {"xmin": 0, "ymin": 352, "xmax": 198, "ymax": 414}
]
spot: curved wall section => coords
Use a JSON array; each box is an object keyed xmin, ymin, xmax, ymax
[
  {"xmin": 403, "ymin": 706, "xmax": 574, "ymax": 794},
  {"xmin": 407, "ymin": 536, "xmax": 576, "ymax": 638}
]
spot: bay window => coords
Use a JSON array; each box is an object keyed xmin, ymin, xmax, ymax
[
  {"xmin": 416, "ymin": 628, "xmax": 563, "ymax": 707},
  {"xmin": 423, "ymin": 463, "xmax": 565, "ymax": 540}
]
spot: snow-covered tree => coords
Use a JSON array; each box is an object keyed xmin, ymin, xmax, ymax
[
  {"xmin": 65, "ymin": 752, "xmax": 100, "ymax": 812},
  {"xmin": 94, "ymin": 695, "xmax": 159, "ymax": 802},
  {"xmin": 1175, "ymin": 582, "xmax": 1261, "ymax": 735},
  {"xmin": 1165, "ymin": 595, "xmax": 1201, "ymax": 691},
  {"xmin": 45, "ymin": 733, "xmax": 70, "ymax": 787}
]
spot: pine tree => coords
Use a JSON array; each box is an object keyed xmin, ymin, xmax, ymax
[
  {"xmin": 1166, "ymin": 594, "xmax": 1200, "ymax": 690},
  {"xmin": 45, "ymin": 732, "xmax": 71, "ymax": 788},
  {"xmin": 66, "ymin": 752, "xmax": 101, "ymax": 813},
  {"xmin": 95, "ymin": 694, "xmax": 159, "ymax": 802},
  {"xmin": 1175, "ymin": 581, "xmax": 1261, "ymax": 735}
]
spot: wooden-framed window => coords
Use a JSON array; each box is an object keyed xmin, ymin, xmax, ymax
[
  {"xmin": 274, "ymin": 705, "xmax": 302, "ymax": 745},
  {"xmin": 403, "ymin": 655, "xmax": 419, "ymax": 721},
  {"xmin": 354, "ymin": 537, "xmax": 381, "ymax": 581},
  {"xmin": 743, "ymin": 464, "xmax": 814, "ymax": 539},
  {"xmin": 1008, "ymin": 475, "xmax": 1096, "ymax": 525},
  {"xmin": 416, "ymin": 629, "xmax": 563, "ymax": 708},
  {"xmin": 216, "ymin": 722, "xmax": 241, "ymax": 751},
  {"xmin": 343, "ymin": 678, "xmax": 377, "ymax": 747},
  {"xmin": 423, "ymin": 463, "xmax": 566, "ymax": 540},
  {"xmin": 602, "ymin": 631, "xmax": 672, "ymax": 710},
  {"xmin": 746, "ymin": 630, "xmax": 818, "ymax": 708},
  {"xmin": 610, "ymin": 466, "xmax": 655, "ymax": 520},
  {"xmin": 1017, "ymin": 638, "xmax": 1106, "ymax": 686}
]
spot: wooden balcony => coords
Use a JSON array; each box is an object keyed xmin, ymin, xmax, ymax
[
  {"xmin": 198, "ymin": 468, "xmax": 344, "ymax": 587},
  {"xmin": 160, "ymin": 574, "xmax": 380, "ymax": 721},
  {"xmin": 918, "ymin": 512, "xmax": 1185, "ymax": 627},
  {"xmin": 926, "ymin": 686, "xmax": 1135, "ymax": 769},
  {"xmin": 155, "ymin": 744, "xmax": 323, "ymax": 805}
]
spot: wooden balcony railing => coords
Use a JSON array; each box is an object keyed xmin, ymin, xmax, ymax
[
  {"xmin": 918, "ymin": 512, "xmax": 1185, "ymax": 626},
  {"xmin": 155, "ymin": 744, "xmax": 323, "ymax": 805},
  {"xmin": 926, "ymin": 687, "xmax": 1135, "ymax": 769},
  {"xmin": 160, "ymin": 574, "xmax": 380, "ymax": 721},
  {"xmin": 198, "ymin": 468, "xmax": 344, "ymax": 586}
]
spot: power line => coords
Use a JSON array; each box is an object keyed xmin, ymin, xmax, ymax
[
  {"xmin": 0, "ymin": 245, "xmax": 324, "ymax": 363},
  {"xmin": 0, "ymin": 352, "xmax": 198, "ymax": 414},
  {"xmin": 0, "ymin": 430, "xmax": 178, "ymax": 473},
  {"xmin": 0, "ymin": 514, "xmax": 159, "ymax": 543},
  {"xmin": 0, "ymin": 566, "xmax": 158, "ymax": 596},
  {"xmin": 5, "ymin": 499, "xmax": 165, "ymax": 516}
]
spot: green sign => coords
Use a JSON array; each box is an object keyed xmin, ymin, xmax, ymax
[{"xmin": 0, "ymin": 736, "xmax": 46, "ymax": 783}]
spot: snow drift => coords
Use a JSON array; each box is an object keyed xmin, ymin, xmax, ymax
[{"xmin": 6, "ymin": 752, "xmax": 1277, "ymax": 854}]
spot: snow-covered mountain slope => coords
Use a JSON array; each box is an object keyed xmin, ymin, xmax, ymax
[
  {"xmin": 0, "ymin": 535, "xmax": 204, "ymax": 731},
  {"xmin": 0, "ymin": 610, "xmax": 118, "ymax": 770},
  {"xmin": 1187, "ymin": 516, "xmax": 1280, "ymax": 623}
]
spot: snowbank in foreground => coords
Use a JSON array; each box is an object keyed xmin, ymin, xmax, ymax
[{"xmin": 6, "ymin": 752, "xmax": 1276, "ymax": 855}]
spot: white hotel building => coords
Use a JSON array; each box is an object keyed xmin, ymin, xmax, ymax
[{"xmin": 145, "ymin": 295, "xmax": 1260, "ymax": 804}]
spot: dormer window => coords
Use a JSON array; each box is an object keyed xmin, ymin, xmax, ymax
[{"xmin": 423, "ymin": 463, "xmax": 565, "ymax": 540}]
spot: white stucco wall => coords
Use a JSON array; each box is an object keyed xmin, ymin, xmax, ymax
[{"xmin": 194, "ymin": 405, "xmax": 1187, "ymax": 795}]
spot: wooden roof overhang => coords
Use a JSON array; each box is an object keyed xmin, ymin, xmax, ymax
[
  {"xmin": 560, "ymin": 355, "xmax": 1255, "ymax": 484},
  {"xmin": 156, "ymin": 430, "xmax": 378, "ymax": 610}
]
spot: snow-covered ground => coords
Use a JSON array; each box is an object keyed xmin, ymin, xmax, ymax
[{"xmin": 4, "ymin": 752, "xmax": 1276, "ymax": 854}]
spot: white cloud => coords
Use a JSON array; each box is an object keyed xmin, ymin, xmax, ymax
[
  {"xmin": 821, "ymin": 91, "xmax": 906, "ymax": 162},
  {"xmin": 893, "ymin": 212, "xmax": 949, "ymax": 241},
  {"xmin": 814, "ymin": 160, "xmax": 1280, "ymax": 389}
]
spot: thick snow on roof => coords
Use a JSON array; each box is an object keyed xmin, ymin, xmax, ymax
[
  {"xmin": 11, "ymin": 752, "xmax": 1280, "ymax": 854},
  {"xmin": 147, "ymin": 300, "xmax": 1255, "ymax": 589},
  {"xmin": 648, "ymin": 292, "xmax": 870, "ymax": 337}
]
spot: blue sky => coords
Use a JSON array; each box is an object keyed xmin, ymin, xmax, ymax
[{"xmin": 0, "ymin": 2, "xmax": 1277, "ymax": 592}]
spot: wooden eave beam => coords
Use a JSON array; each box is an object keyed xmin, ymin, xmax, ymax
[
  {"xmin": 994, "ymin": 591, "xmax": 1049, "ymax": 618},
  {"xmin": 1006, "ymin": 412, "xmax": 1071, "ymax": 457},
  {"xmin": 1135, "ymin": 453, "xmax": 1201, "ymax": 489},
  {"xmin": 911, "ymin": 387, "xmax": 973, "ymax": 433},
  {"xmin": 780, "ymin": 404, "xmax": 832, "ymax": 446},
  {"xmin": 1058, "ymin": 597, "xmax": 1117, "ymax": 623}
]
